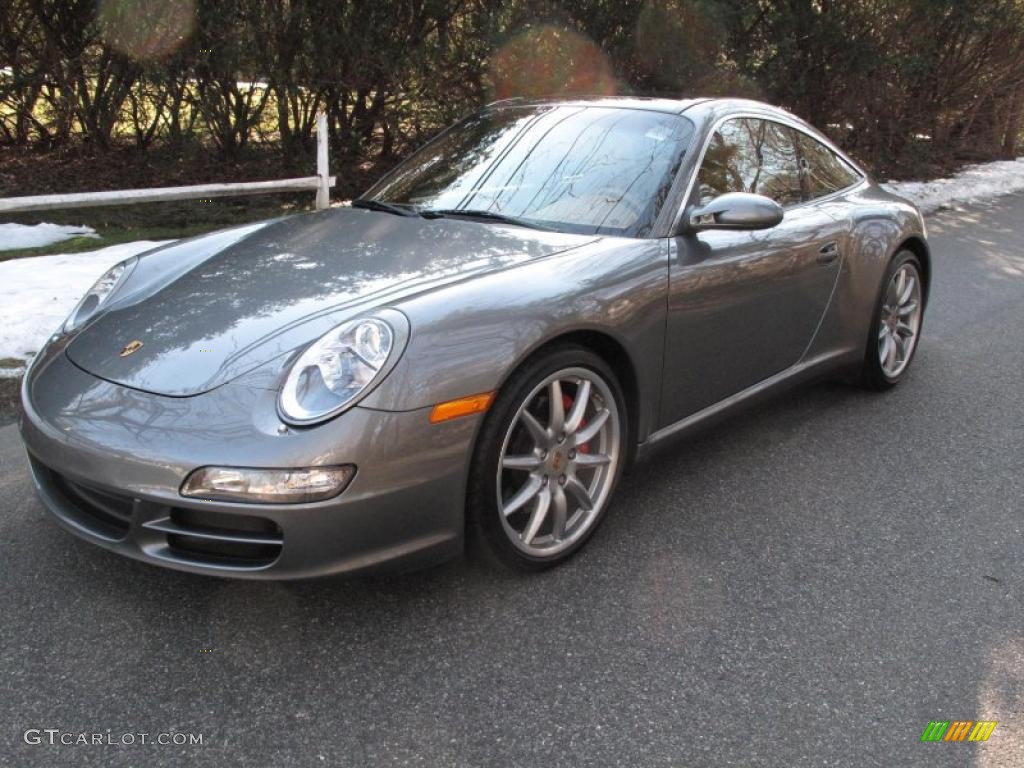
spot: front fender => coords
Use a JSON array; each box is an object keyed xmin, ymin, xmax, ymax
[{"xmin": 361, "ymin": 237, "xmax": 669, "ymax": 442}]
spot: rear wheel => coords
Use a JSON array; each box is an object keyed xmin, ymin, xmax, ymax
[
  {"xmin": 467, "ymin": 347, "xmax": 627, "ymax": 571},
  {"xmin": 861, "ymin": 250, "xmax": 925, "ymax": 390}
]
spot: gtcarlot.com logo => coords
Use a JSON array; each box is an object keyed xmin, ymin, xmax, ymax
[{"xmin": 24, "ymin": 729, "xmax": 204, "ymax": 747}]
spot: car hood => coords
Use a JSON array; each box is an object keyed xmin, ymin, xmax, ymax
[{"xmin": 66, "ymin": 208, "xmax": 596, "ymax": 397}]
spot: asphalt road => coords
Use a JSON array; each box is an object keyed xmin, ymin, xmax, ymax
[{"xmin": 1, "ymin": 194, "xmax": 1022, "ymax": 768}]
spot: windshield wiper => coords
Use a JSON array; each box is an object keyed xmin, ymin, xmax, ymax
[
  {"xmin": 351, "ymin": 198, "xmax": 417, "ymax": 217},
  {"xmin": 419, "ymin": 208, "xmax": 552, "ymax": 231}
]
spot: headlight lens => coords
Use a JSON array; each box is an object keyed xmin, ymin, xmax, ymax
[
  {"xmin": 181, "ymin": 465, "xmax": 356, "ymax": 503},
  {"xmin": 63, "ymin": 259, "xmax": 134, "ymax": 332},
  {"xmin": 279, "ymin": 316, "xmax": 399, "ymax": 424}
]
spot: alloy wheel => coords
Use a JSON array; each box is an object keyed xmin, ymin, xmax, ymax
[
  {"xmin": 877, "ymin": 262, "xmax": 923, "ymax": 378},
  {"xmin": 496, "ymin": 367, "xmax": 621, "ymax": 557}
]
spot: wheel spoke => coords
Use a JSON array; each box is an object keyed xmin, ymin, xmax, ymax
[
  {"xmin": 574, "ymin": 452, "xmax": 611, "ymax": 468},
  {"xmin": 885, "ymin": 333, "xmax": 898, "ymax": 369},
  {"xmin": 548, "ymin": 379, "xmax": 565, "ymax": 433},
  {"xmin": 519, "ymin": 410, "xmax": 548, "ymax": 447},
  {"xmin": 895, "ymin": 268, "xmax": 906, "ymax": 298},
  {"xmin": 879, "ymin": 334, "xmax": 893, "ymax": 366},
  {"xmin": 898, "ymin": 300, "xmax": 918, "ymax": 317},
  {"xmin": 574, "ymin": 408, "xmax": 609, "ymax": 446},
  {"xmin": 898, "ymin": 276, "xmax": 916, "ymax": 305},
  {"xmin": 502, "ymin": 454, "xmax": 541, "ymax": 471},
  {"xmin": 893, "ymin": 333, "xmax": 907, "ymax": 363},
  {"xmin": 885, "ymin": 282, "xmax": 899, "ymax": 306},
  {"xmin": 522, "ymin": 487, "xmax": 551, "ymax": 543},
  {"xmin": 564, "ymin": 475, "xmax": 594, "ymax": 511},
  {"xmin": 564, "ymin": 379, "xmax": 591, "ymax": 434},
  {"xmin": 878, "ymin": 324, "xmax": 889, "ymax": 340},
  {"xmin": 550, "ymin": 487, "xmax": 567, "ymax": 540},
  {"xmin": 895, "ymin": 321, "xmax": 914, "ymax": 338},
  {"xmin": 503, "ymin": 474, "xmax": 543, "ymax": 517}
]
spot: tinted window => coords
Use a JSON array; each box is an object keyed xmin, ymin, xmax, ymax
[
  {"xmin": 367, "ymin": 106, "xmax": 695, "ymax": 237},
  {"xmin": 697, "ymin": 118, "xmax": 802, "ymax": 207},
  {"xmin": 794, "ymin": 132, "xmax": 861, "ymax": 200}
]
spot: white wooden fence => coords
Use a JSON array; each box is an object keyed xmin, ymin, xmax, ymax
[{"xmin": 0, "ymin": 113, "xmax": 335, "ymax": 214}]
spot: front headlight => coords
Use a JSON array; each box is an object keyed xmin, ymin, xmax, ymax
[
  {"xmin": 278, "ymin": 311, "xmax": 408, "ymax": 425},
  {"xmin": 181, "ymin": 465, "xmax": 356, "ymax": 503},
  {"xmin": 63, "ymin": 259, "xmax": 136, "ymax": 332}
]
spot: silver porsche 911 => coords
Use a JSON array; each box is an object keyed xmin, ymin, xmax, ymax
[{"xmin": 20, "ymin": 97, "xmax": 929, "ymax": 577}]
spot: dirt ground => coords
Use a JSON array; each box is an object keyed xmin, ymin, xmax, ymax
[{"xmin": 0, "ymin": 378, "xmax": 20, "ymax": 427}]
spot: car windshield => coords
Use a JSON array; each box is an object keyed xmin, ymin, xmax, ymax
[{"xmin": 364, "ymin": 105, "xmax": 695, "ymax": 237}]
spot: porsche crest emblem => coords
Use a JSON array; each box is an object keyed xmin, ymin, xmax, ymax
[{"xmin": 120, "ymin": 339, "xmax": 144, "ymax": 357}]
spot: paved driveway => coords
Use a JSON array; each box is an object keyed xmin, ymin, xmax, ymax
[{"xmin": 1, "ymin": 195, "xmax": 1022, "ymax": 767}]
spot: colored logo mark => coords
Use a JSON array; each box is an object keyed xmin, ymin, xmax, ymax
[
  {"xmin": 921, "ymin": 721, "xmax": 997, "ymax": 742},
  {"xmin": 119, "ymin": 339, "xmax": 144, "ymax": 357}
]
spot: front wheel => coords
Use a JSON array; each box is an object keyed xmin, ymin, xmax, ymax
[
  {"xmin": 860, "ymin": 250, "xmax": 925, "ymax": 390},
  {"xmin": 467, "ymin": 347, "xmax": 627, "ymax": 571}
]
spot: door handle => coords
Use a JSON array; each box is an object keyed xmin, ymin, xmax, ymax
[{"xmin": 817, "ymin": 241, "xmax": 840, "ymax": 265}]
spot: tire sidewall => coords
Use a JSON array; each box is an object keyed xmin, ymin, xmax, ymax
[{"xmin": 466, "ymin": 345, "xmax": 629, "ymax": 571}]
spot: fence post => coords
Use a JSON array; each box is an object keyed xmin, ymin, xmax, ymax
[{"xmin": 316, "ymin": 111, "xmax": 330, "ymax": 210}]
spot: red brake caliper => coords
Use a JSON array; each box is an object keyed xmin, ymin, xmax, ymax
[{"xmin": 562, "ymin": 394, "xmax": 590, "ymax": 454}]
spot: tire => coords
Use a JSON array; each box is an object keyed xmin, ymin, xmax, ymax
[
  {"xmin": 466, "ymin": 345, "xmax": 628, "ymax": 572},
  {"xmin": 860, "ymin": 249, "xmax": 925, "ymax": 390}
]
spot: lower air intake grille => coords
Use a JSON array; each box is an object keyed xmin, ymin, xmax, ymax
[
  {"xmin": 49, "ymin": 471, "xmax": 134, "ymax": 540},
  {"xmin": 145, "ymin": 508, "xmax": 283, "ymax": 567}
]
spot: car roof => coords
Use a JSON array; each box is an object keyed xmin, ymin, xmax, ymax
[
  {"xmin": 485, "ymin": 96, "xmax": 799, "ymax": 120},
  {"xmin": 486, "ymin": 96, "xmax": 711, "ymax": 115}
]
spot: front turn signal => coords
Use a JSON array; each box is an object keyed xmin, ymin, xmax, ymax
[{"xmin": 430, "ymin": 391, "xmax": 495, "ymax": 424}]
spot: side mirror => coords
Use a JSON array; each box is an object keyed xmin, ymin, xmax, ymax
[{"xmin": 683, "ymin": 192, "xmax": 784, "ymax": 233}]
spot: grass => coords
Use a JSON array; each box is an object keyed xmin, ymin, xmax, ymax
[
  {"xmin": 0, "ymin": 139, "xmax": 382, "ymax": 260},
  {"xmin": 0, "ymin": 138, "xmax": 401, "ymax": 262},
  {"xmin": 2, "ymin": 223, "xmax": 218, "ymax": 260},
  {"xmin": 1, "ymin": 194, "xmax": 317, "ymax": 260}
]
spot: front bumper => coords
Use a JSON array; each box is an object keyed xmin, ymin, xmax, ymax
[{"xmin": 19, "ymin": 345, "xmax": 480, "ymax": 579}]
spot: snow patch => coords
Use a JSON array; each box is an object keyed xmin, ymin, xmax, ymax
[
  {"xmin": 883, "ymin": 158, "xmax": 1024, "ymax": 213},
  {"xmin": 0, "ymin": 240, "xmax": 170, "ymax": 377},
  {"xmin": 0, "ymin": 222, "xmax": 99, "ymax": 251}
]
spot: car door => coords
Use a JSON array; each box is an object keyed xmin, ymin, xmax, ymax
[{"xmin": 659, "ymin": 117, "xmax": 846, "ymax": 426}]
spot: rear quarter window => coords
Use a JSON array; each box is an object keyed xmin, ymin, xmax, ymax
[{"xmin": 795, "ymin": 132, "xmax": 862, "ymax": 200}]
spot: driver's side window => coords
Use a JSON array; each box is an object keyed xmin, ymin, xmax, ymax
[{"xmin": 698, "ymin": 118, "xmax": 802, "ymax": 208}]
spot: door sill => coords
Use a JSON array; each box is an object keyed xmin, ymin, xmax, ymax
[{"xmin": 638, "ymin": 349, "xmax": 849, "ymax": 460}]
